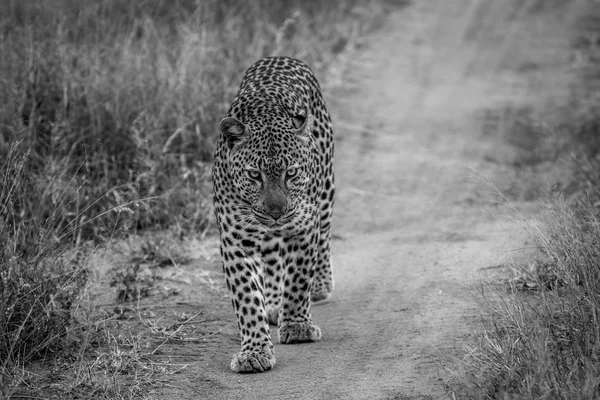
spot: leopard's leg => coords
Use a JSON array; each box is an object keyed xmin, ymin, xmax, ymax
[
  {"xmin": 311, "ymin": 174, "xmax": 335, "ymax": 303},
  {"xmin": 221, "ymin": 241, "xmax": 275, "ymax": 373},
  {"xmin": 261, "ymin": 235, "xmax": 283, "ymax": 325},
  {"xmin": 278, "ymin": 224, "xmax": 322, "ymax": 344}
]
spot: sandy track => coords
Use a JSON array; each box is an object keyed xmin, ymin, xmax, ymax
[{"xmin": 156, "ymin": 1, "xmax": 583, "ymax": 398}]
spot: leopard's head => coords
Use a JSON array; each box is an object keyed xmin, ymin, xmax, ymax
[{"xmin": 220, "ymin": 96, "xmax": 315, "ymax": 229}]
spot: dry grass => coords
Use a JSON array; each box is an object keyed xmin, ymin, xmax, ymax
[
  {"xmin": 0, "ymin": 142, "xmax": 90, "ymax": 397},
  {"xmin": 453, "ymin": 192, "xmax": 600, "ymax": 399},
  {"xmin": 0, "ymin": 0, "xmax": 384, "ymax": 238}
]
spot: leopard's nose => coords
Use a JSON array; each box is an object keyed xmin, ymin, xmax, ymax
[
  {"xmin": 263, "ymin": 181, "xmax": 287, "ymax": 220},
  {"xmin": 263, "ymin": 196, "xmax": 286, "ymax": 220}
]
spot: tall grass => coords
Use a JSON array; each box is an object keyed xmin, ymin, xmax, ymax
[
  {"xmin": 1, "ymin": 142, "xmax": 89, "ymax": 397},
  {"xmin": 0, "ymin": 0, "xmax": 382, "ymax": 238},
  {"xmin": 454, "ymin": 193, "xmax": 600, "ymax": 399}
]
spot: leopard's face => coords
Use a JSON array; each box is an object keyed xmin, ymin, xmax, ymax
[{"xmin": 221, "ymin": 101, "xmax": 315, "ymax": 229}]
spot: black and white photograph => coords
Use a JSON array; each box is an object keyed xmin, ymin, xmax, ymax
[{"xmin": 1, "ymin": 0, "xmax": 598, "ymax": 398}]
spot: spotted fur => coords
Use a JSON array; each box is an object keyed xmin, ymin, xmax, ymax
[{"xmin": 212, "ymin": 56, "xmax": 335, "ymax": 373}]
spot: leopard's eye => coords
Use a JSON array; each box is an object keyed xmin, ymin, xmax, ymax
[
  {"xmin": 286, "ymin": 167, "xmax": 299, "ymax": 179},
  {"xmin": 246, "ymin": 169, "xmax": 262, "ymax": 181}
]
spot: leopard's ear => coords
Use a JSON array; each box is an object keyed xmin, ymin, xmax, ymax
[
  {"xmin": 292, "ymin": 108, "xmax": 313, "ymax": 141},
  {"xmin": 292, "ymin": 107, "xmax": 307, "ymax": 130},
  {"xmin": 220, "ymin": 117, "xmax": 248, "ymax": 150}
]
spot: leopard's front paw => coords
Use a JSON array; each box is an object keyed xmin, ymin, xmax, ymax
[
  {"xmin": 278, "ymin": 321, "xmax": 322, "ymax": 344},
  {"xmin": 230, "ymin": 346, "xmax": 275, "ymax": 373}
]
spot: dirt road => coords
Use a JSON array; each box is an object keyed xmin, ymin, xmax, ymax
[{"xmin": 155, "ymin": 1, "xmax": 583, "ymax": 398}]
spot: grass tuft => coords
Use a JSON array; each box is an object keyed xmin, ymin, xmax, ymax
[
  {"xmin": 0, "ymin": 142, "xmax": 90, "ymax": 397},
  {"xmin": 453, "ymin": 193, "xmax": 600, "ymax": 399}
]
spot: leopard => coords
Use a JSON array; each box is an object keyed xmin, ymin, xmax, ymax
[{"xmin": 212, "ymin": 56, "xmax": 335, "ymax": 373}]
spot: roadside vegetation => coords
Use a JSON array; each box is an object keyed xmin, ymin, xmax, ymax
[
  {"xmin": 454, "ymin": 3, "xmax": 600, "ymax": 399},
  {"xmin": 0, "ymin": 0, "xmax": 385, "ymax": 397}
]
